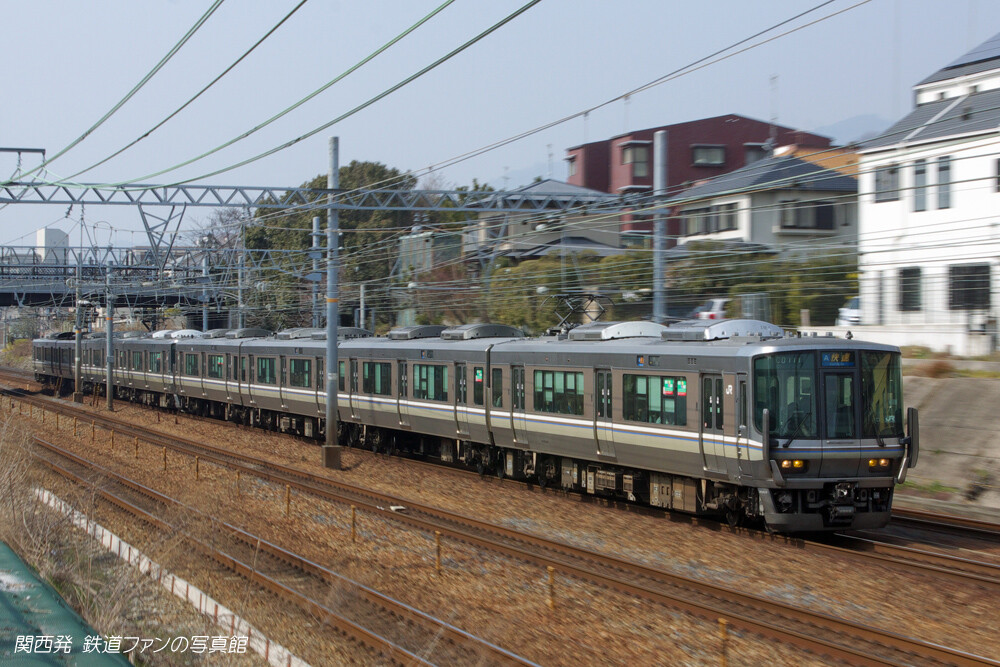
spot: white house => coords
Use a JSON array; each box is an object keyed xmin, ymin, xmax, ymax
[
  {"xmin": 856, "ymin": 32, "xmax": 1000, "ymax": 355},
  {"xmin": 668, "ymin": 151, "xmax": 858, "ymax": 253}
]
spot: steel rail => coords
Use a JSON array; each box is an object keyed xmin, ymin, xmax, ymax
[
  {"xmin": 12, "ymin": 391, "xmax": 998, "ymax": 667},
  {"xmin": 33, "ymin": 438, "xmax": 534, "ymax": 667}
]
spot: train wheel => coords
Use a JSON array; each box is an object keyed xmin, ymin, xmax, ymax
[{"xmin": 725, "ymin": 507, "xmax": 741, "ymax": 528}]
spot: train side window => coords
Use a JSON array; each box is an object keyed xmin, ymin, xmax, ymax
[
  {"xmin": 149, "ymin": 352, "xmax": 163, "ymax": 374},
  {"xmin": 289, "ymin": 358, "xmax": 311, "ymax": 388},
  {"xmin": 185, "ymin": 352, "xmax": 200, "ymax": 377},
  {"xmin": 362, "ymin": 361, "xmax": 391, "ymax": 395},
  {"xmin": 623, "ymin": 374, "xmax": 687, "ymax": 426},
  {"xmin": 256, "ymin": 357, "xmax": 276, "ymax": 385},
  {"xmin": 338, "ymin": 361, "xmax": 345, "ymax": 391},
  {"xmin": 491, "ymin": 368, "xmax": 503, "ymax": 408},
  {"xmin": 414, "ymin": 364, "xmax": 448, "ymax": 402},
  {"xmin": 396, "ymin": 361, "xmax": 406, "ymax": 397},
  {"xmin": 132, "ymin": 351, "xmax": 142, "ymax": 371},
  {"xmin": 473, "ymin": 367, "xmax": 484, "ymax": 405},
  {"xmin": 240, "ymin": 357, "xmax": 247, "ymax": 382},
  {"xmin": 533, "ymin": 370, "xmax": 584, "ymax": 416},
  {"xmin": 207, "ymin": 354, "xmax": 224, "ymax": 379}
]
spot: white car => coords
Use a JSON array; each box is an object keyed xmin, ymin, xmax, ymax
[
  {"xmin": 836, "ymin": 297, "xmax": 860, "ymax": 326},
  {"xmin": 694, "ymin": 298, "xmax": 730, "ymax": 320}
]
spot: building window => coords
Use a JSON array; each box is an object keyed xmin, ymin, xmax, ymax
[
  {"xmin": 949, "ymin": 264, "xmax": 991, "ymax": 310},
  {"xmin": 717, "ymin": 203, "xmax": 738, "ymax": 231},
  {"xmin": 937, "ymin": 156, "xmax": 951, "ymax": 209},
  {"xmin": 566, "ymin": 157, "xmax": 577, "ymax": 178},
  {"xmin": 874, "ymin": 164, "xmax": 899, "ymax": 202},
  {"xmin": 692, "ymin": 145, "xmax": 725, "ymax": 167},
  {"xmin": 913, "ymin": 159, "xmax": 927, "ymax": 212},
  {"xmin": 622, "ymin": 145, "xmax": 649, "ymax": 178},
  {"xmin": 744, "ymin": 144, "xmax": 768, "ymax": 165},
  {"xmin": 780, "ymin": 201, "xmax": 835, "ymax": 230},
  {"xmin": 899, "ymin": 267, "xmax": 922, "ymax": 312}
]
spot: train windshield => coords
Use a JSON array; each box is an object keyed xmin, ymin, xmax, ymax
[
  {"xmin": 753, "ymin": 351, "xmax": 818, "ymax": 439},
  {"xmin": 861, "ymin": 351, "xmax": 903, "ymax": 438},
  {"xmin": 754, "ymin": 349, "xmax": 903, "ymax": 440}
]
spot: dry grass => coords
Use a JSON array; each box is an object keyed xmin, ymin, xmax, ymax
[{"xmin": 907, "ymin": 359, "xmax": 956, "ymax": 378}]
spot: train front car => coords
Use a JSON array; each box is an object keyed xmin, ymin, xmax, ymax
[{"xmin": 750, "ymin": 336, "xmax": 919, "ymax": 531}]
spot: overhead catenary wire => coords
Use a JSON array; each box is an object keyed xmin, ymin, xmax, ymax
[{"xmin": 11, "ymin": 0, "xmax": 227, "ymax": 184}]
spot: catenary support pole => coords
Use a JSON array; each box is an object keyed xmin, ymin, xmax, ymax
[
  {"xmin": 653, "ymin": 130, "xmax": 668, "ymax": 324},
  {"xmin": 312, "ymin": 216, "xmax": 321, "ymax": 328},
  {"xmin": 73, "ymin": 263, "xmax": 83, "ymax": 403},
  {"xmin": 324, "ymin": 137, "xmax": 341, "ymax": 468},
  {"xmin": 105, "ymin": 260, "xmax": 113, "ymax": 411}
]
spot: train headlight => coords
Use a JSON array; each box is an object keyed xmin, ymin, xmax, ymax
[
  {"xmin": 868, "ymin": 458, "xmax": 891, "ymax": 471},
  {"xmin": 779, "ymin": 459, "xmax": 806, "ymax": 472}
]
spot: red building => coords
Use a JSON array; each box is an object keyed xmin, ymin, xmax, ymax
[{"xmin": 565, "ymin": 114, "xmax": 832, "ymax": 240}]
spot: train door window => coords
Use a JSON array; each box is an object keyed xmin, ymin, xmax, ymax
[
  {"xmin": 317, "ymin": 359, "xmax": 324, "ymax": 390},
  {"xmin": 170, "ymin": 347, "xmax": 176, "ymax": 372},
  {"xmin": 185, "ymin": 352, "xmax": 200, "ymax": 376},
  {"xmin": 739, "ymin": 380, "xmax": 747, "ymax": 430},
  {"xmin": 207, "ymin": 354, "xmax": 224, "ymax": 379},
  {"xmin": 455, "ymin": 363, "xmax": 466, "ymax": 405},
  {"xmin": 349, "ymin": 360, "xmax": 358, "ymax": 392},
  {"xmin": 824, "ymin": 373, "xmax": 856, "ymax": 439},
  {"xmin": 241, "ymin": 356, "xmax": 247, "ymax": 382},
  {"xmin": 473, "ymin": 367, "xmax": 484, "ymax": 405},
  {"xmin": 512, "ymin": 367, "xmax": 525, "ymax": 410},
  {"xmin": 596, "ymin": 371, "xmax": 611, "ymax": 419},
  {"xmin": 280, "ymin": 357, "xmax": 286, "ymax": 385},
  {"xmin": 491, "ymin": 368, "xmax": 503, "ymax": 408},
  {"xmin": 715, "ymin": 378, "xmax": 724, "ymax": 428},
  {"xmin": 397, "ymin": 361, "xmax": 407, "ymax": 397},
  {"xmin": 225, "ymin": 355, "xmax": 232, "ymax": 380},
  {"xmin": 256, "ymin": 357, "xmax": 276, "ymax": 385},
  {"xmin": 289, "ymin": 358, "xmax": 311, "ymax": 388},
  {"xmin": 337, "ymin": 361, "xmax": 345, "ymax": 391}
]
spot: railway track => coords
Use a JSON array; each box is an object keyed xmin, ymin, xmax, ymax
[
  {"xmin": 8, "ymin": 387, "xmax": 999, "ymax": 666},
  {"xmin": 34, "ymin": 437, "xmax": 536, "ymax": 667}
]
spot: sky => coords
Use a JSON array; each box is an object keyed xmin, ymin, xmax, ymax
[{"xmin": 2, "ymin": 0, "xmax": 999, "ymax": 247}]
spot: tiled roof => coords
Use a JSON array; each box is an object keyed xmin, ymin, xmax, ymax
[
  {"xmin": 918, "ymin": 32, "xmax": 1000, "ymax": 85},
  {"xmin": 861, "ymin": 88, "xmax": 1000, "ymax": 150},
  {"xmin": 665, "ymin": 155, "xmax": 856, "ymax": 204}
]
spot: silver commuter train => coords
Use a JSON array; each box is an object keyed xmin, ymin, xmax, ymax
[{"xmin": 33, "ymin": 318, "xmax": 919, "ymax": 532}]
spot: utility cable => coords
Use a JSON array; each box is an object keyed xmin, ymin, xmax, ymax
[
  {"xmin": 8, "ymin": 0, "xmax": 226, "ymax": 185},
  {"xmin": 62, "ymin": 0, "xmax": 312, "ymax": 183}
]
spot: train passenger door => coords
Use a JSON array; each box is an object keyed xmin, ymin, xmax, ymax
[
  {"xmin": 736, "ymin": 374, "xmax": 753, "ymax": 477},
  {"xmin": 511, "ymin": 365, "xmax": 528, "ymax": 446},
  {"xmin": 315, "ymin": 357, "xmax": 324, "ymax": 415},
  {"xmin": 454, "ymin": 362, "xmax": 469, "ymax": 438},
  {"xmin": 594, "ymin": 369, "xmax": 616, "ymax": 459},
  {"xmin": 348, "ymin": 359, "xmax": 359, "ymax": 419},
  {"xmin": 700, "ymin": 374, "xmax": 726, "ymax": 473},
  {"xmin": 396, "ymin": 360, "xmax": 410, "ymax": 428}
]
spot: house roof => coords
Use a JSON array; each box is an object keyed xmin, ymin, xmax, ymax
[
  {"xmin": 917, "ymin": 31, "xmax": 1000, "ymax": 85},
  {"xmin": 665, "ymin": 155, "xmax": 856, "ymax": 205},
  {"xmin": 470, "ymin": 178, "xmax": 619, "ymax": 210},
  {"xmin": 861, "ymin": 87, "xmax": 1000, "ymax": 151}
]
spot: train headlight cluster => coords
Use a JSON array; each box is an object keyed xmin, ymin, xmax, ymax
[
  {"xmin": 868, "ymin": 458, "xmax": 891, "ymax": 471},
  {"xmin": 779, "ymin": 459, "xmax": 807, "ymax": 472}
]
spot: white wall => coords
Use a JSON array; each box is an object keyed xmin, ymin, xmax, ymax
[{"xmin": 857, "ymin": 133, "xmax": 1000, "ymax": 351}]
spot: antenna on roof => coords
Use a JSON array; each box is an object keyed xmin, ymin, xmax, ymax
[{"xmin": 769, "ymin": 74, "xmax": 779, "ymax": 155}]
